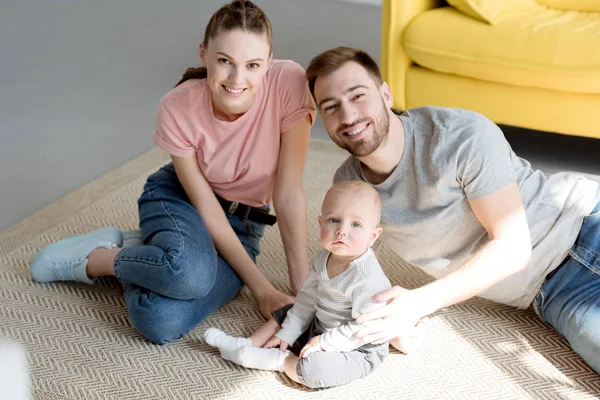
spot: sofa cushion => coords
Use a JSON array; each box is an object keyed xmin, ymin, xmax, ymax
[
  {"xmin": 537, "ymin": 0, "xmax": 600, "ymax": 13},
  {"xmin": 447, "ymin": 0, "xmax": 537, "ymax": 24},
  {"xmin": 404, "ymin": 6, "xmax": 600, "ymax": 94}
]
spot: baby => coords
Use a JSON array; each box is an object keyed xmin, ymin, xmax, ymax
[{"xmin": 205, "ymin": 180, "xmax": 395, "ymax": 388}]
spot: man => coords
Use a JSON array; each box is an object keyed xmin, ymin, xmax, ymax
[{"xmin": 304, "ymin": 47, "xmax": 600, "ymax": 373}]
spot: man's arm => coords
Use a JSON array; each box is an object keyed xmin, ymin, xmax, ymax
[
  {"xmin": 357, "ymin": 181, "xmax": 532, "ymax": 342},
  {"xmin": 418, "ymin": 181, "xmax": 531, "ymax": 310}
]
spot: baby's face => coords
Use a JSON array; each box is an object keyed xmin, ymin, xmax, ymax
[{"xmin": 318, "ymin": 189, "xmax": 381, "ymax": 257}]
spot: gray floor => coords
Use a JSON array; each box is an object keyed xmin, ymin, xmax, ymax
[{"xmin": 1, "ymin": 0, "xmax": 599, "ymax": 230}]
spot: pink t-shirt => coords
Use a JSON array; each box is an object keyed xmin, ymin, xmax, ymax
[{"xmin": 152, "ymin": 60, "xmax": 316, "ymax": 207}]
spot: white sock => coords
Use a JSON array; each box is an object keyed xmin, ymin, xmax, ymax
[
  {"xmin": 204, "ymin": 328, "xmax": 251, "ymax": 350},
  {"xmin": 236, "ymin": 346, "xmax": 291, "ymax": 372},
  {"xmin": 204, "ymin": 328, "xmax": 291, "ymax": 371}
]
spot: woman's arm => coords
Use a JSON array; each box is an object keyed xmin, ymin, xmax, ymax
[
  {"xmin": 273, "ymin": 115, "xmax": 312, "ymax": 294},
  {"xmin": 171, "ymin": 155, "xmax": 293, "ymax": 318}
]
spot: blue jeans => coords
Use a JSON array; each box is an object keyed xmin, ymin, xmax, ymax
[
  {"xmin": 534, "ymin": 191, "xmax": 600, "ymax": 373},
  {"xmin": 114, "ymin": 163, "xmax": 266, "ymax": 344}
]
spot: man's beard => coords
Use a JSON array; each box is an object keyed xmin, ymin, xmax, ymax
[{"xmin": 330, "ymin": 99, "xmax": 390, "ymax": 157}]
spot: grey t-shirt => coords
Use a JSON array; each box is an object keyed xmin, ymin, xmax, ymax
[{"xmin": 334, "ymin": 107, "xmax": 599, "ymax": 309}]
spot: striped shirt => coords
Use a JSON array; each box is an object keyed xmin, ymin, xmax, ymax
[{"xmin": 275, "ymin": 248, "xmax": 392, "ymax": 352}]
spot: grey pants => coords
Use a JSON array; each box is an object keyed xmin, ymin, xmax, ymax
[{"xmin": 273, "ymin": 305, "xmax": 389, "ymax": 389}]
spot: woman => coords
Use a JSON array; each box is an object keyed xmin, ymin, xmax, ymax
[{"xmin": 31, "ymin": 0, "xmax": 316, "ymax": 345}]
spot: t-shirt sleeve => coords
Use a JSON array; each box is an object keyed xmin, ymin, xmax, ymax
[
  {"xmin": 152, "ymin": 98, "xmax": 197, "ymax": 158},
  {"xmin": 447, "ymin": 113, "xmax": 517, "ymax": 201},
  {"xmin": 278, "ymin": 62, "xmax": 316, "ymax": 133},
  {"xmin": 332, "ymin": 157, "xmax": 360, "ymax": 185}
]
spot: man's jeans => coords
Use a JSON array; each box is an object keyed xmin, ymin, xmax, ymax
[
  {"xmin": 114, "ymin": 163, "xmax": 266, "ymax": 344},
  {"xmin": 534, "ymin": 192, "xmax": 600, "ymax": 373}
]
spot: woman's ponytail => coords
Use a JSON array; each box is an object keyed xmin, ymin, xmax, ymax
[{"xmin": 175, "ymin": 67, "xmax": 208, "ymax": 87}]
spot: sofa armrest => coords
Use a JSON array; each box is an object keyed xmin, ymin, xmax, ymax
[{"xmin": 381, "ymin": 0, "xmax": 445, "ymax": 110}]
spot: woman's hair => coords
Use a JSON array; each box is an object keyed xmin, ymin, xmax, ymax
[
  {"xmin": 305, "ymin": 47, "xmax": 382, "ymax": 100},
  {"xmin": 175, "ymin": 1, "xmax": 273, "ymax": 87}
]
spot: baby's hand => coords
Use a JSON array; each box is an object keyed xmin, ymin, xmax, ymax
[
  {"xmin": 264, "ymin": 335, "xmax": 290, "ymax": 352},
  {"xmin": 299, "ymin": 335, "xmax": 323, "ymax": 358}
]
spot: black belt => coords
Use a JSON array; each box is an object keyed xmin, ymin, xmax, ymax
[{"xmin": 215, "ymin": 194, "xmax": 277, "ymax": 226}]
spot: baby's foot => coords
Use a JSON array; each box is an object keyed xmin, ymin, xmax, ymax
[
  {"xmin": 204, "ymin": 328, "xmax": 291, "ymax": 371},
  {"xmin": 236, "ymin": 346, "xmax": 291, "ymax": 372},
  {"xmin": 204, "ymin": 328, "xmax": 251, "ymax": 362}
]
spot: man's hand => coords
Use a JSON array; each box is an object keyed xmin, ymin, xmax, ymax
[
  {"xmin": 264, "ymin": 335, "xmax": 291, "ymax": 352},
  {"xmin": 299, "ymin": 335, "xmax": 323, "ymax": 358},
  {"xmin": 255, "ymin": 286, "xmax": 294, "ymax": 320},
  {"xmin": 356, "ymin": 286, "xmax": 431, "ymax": 344}
]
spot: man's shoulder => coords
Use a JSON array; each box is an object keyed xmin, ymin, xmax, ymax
[
  {"xmin": 403, "ymin": 106, "xmax": 492, "ymax": 132},
  {"xmin": 333, "ymin": 156, "xmax": 362, "ymax": 184}
]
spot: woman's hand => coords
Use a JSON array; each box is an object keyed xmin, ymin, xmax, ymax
[
  {"xmin": 299, "ymin": 335, "xmax": 323, "ymax": 358},
  {"xmin": 255, "ymin": 286, "xmax": 294, "ymax": 320},
  {"xmin": 263, "ymin": 335, "xmax": 291, "ymax": 352}
]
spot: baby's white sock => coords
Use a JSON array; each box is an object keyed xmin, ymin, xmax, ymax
[
  {"xmin": 204, "ymin": 328, "xmax": 291, "ymax": 372},
  {"xmin": 204, "ymin": 328, "xmax": 251, "ymax": 350},
  {"xmin": 236, "ymin": 346, "xmax": 291, "ymax": 372}
]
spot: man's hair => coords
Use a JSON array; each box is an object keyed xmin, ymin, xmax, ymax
[{"xmin": 305, "ymin": 47, "xmax": 383, "ymax": 100}]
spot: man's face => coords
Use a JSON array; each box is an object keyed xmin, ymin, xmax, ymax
[{"xmin": 314, "ymin": 62, "xmax": 392, "ymax": 157}]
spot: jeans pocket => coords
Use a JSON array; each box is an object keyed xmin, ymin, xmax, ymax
[
  {"xmin": 583, "ymin": 193, "xmax": 600, "ymax": 223},
  {"xmin": 533, "ymin": 288, "xmax": 546, "ymax": 318},
  {"xmin": 583, "ymin": 210, "xmax": 600, "ymax": 224},
  {"xmin": 246, "ymin": 220, "xmax": 266, "ymax": 239}
]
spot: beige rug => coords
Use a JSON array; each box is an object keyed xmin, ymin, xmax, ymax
[{"xmin": 1, "ymin": 139, "xmax": 599, "ymax": 400}]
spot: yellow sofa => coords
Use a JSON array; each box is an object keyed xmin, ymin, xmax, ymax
[{"xmin": 381, "ymin": 0, "xmax": 600, "ymax": 139}]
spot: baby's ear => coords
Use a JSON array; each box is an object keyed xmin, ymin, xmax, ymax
[{"xmin": 370, "ymin": 227, "xmax": 383, "ymax": 246}]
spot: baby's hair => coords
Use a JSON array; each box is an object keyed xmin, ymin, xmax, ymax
[{"xmin": 325, "ymin": 180, "xmax": 382, "ymax": 224}]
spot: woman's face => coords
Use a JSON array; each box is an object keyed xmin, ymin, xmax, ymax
[{"xmin": 200, "ymin": 29, "xmax": 272, "ymax": 120}]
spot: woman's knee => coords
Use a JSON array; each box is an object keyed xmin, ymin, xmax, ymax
[
  {"xmin": 125, "ymin": 287, "xmax": 195, "ymax": 345},
  {"xmin": 165, "ymin": 250, "xmax": 219, "ymax": 299}
]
